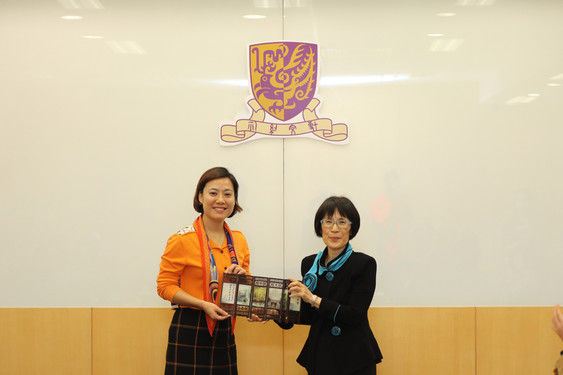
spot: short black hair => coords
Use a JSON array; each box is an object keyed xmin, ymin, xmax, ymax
[
  {"xmin": 193, "ymin": 167, "xmax": 242, "ymax": 218},
  {"xmin": 313, "ymin": 196, "xmax": 360, "ymax": 239}
]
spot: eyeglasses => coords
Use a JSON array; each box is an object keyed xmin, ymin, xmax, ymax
[{"xmin": 321, "ymin": 219, "xmax": 352, "ymax": 229}]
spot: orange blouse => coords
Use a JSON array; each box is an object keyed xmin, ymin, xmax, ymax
[{"xmin": 157, "ymin": 226, "xmax": 251, "ymax": 306}]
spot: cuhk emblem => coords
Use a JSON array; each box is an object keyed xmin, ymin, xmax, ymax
[
  {"xmin": 220, "ymin": 41, "xmax": 348, "ymax": 145},
  {"xmin": 250, "ymin": 42, "xmax": 317, "ymax": 122}
]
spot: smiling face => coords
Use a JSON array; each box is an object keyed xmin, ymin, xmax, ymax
[
  {"xmin": 198, "ymin": 177, "xmax": 235, "ymax": 225},
  {"xmin": 321, "ymin": 209, "xmax": 351, "ymax": 255}
]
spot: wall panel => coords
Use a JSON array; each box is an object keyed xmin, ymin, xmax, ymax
[
  {"xmin": 476, "ymin": 307, "xmax": 562, "ymax": 375},
  {"xmin": 282, "ymin": 323, "xmax": 309, "ymax": 375},
  {"xmin": 235, "ymin": 319, "xmax": 285, "ymax": 375},
  {"xmin": 2, "ymin": 307, "xmax": 563, "ymax": 374},
  {"xmin": 92, "ymin": 308, "xmax": 173, "ymax": 375},
  {"xmin": 371, "ymin": 307, "xmax": 476, "ymax": 375},
  {"xmin": 0, "ymin": 308, "xmax": 91, "ymax": 375},
  {"xmin": 2, "ymin": 0, "xmax": 563, "ymax": 310}
]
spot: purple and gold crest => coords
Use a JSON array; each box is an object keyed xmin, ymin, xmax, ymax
[
  {"xmin": 250, "ymin": 42, "xmax": 317, "ymax": 122},
  {"xmin": 220, "ymin": 41, "xmax": 348, "ymax": 145}
]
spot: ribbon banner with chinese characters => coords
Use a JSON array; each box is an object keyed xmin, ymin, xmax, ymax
[{"xmin": 220, "ymin": 42, "xmax": 349, "ymax": 145}]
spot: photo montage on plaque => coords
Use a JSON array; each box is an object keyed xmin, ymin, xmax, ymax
[{"xmin": 220, "ymin": 273, "xmax": 301, "ymax": 323}]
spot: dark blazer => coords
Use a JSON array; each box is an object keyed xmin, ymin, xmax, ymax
[{"xmin": 280, "ymin": 248, "xmax": 383, "ymax": 375}]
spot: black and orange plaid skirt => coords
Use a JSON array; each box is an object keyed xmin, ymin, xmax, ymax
[{"xmin": 165, "ymin": 308, "xmax": 238, "ymax": 375}]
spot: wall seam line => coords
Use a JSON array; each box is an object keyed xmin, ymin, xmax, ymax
[
  {"xmin": 474, "ymin": 306, "xmax": 477, "ymax": 375},
  {"xmin": 91, "ymin": 307, "xmax": 94, "ymax": 375},
  {"xmin": 281, "ymin": 3, "xmax": 286, "ymax": 374}
]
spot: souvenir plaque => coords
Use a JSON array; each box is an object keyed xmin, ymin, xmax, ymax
[{"xmin": 220, "ymin": 274, "xmax": 301, "ymax": 323}]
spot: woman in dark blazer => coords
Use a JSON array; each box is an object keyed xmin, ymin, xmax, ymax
[{"xmin": 280, "ymin": 196, "xmax": 383, "ymax": 375}]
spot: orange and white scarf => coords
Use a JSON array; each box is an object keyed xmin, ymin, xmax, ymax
[{"xmin": 193, "ymin": 216, "xmax": 239, "ymax": 336}]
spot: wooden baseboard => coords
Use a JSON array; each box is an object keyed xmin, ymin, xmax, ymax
[{"xmin": 1, "ymin": 307, "xmax": 561, "ymax": 375}]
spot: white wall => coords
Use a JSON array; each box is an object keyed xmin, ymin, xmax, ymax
[{"xmin": 1, "ymin": 0, "xmax": 562, "ymax": 307}]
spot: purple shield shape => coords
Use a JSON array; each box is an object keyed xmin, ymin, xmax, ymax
[{"xmin": 249, "ymin": 42, "xmax": 318, "ymax": 122}]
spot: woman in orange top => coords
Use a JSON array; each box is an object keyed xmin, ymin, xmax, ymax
[{"xmin": 157, "ymin": 167, "xmax": 250, "ymax": 375}]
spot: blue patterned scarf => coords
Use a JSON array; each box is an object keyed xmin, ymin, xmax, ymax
[{"xmin": 303, "ymin": 243, "xmax": 353, "ymax": 292}]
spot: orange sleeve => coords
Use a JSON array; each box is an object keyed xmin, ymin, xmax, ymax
[
  {"xmin": 233, "ymin": 231, "xmax": 251, "ymax": 275},
  {"xmin": 156, "ymin": 234, "xmax": 186, "ymax": 302}
]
